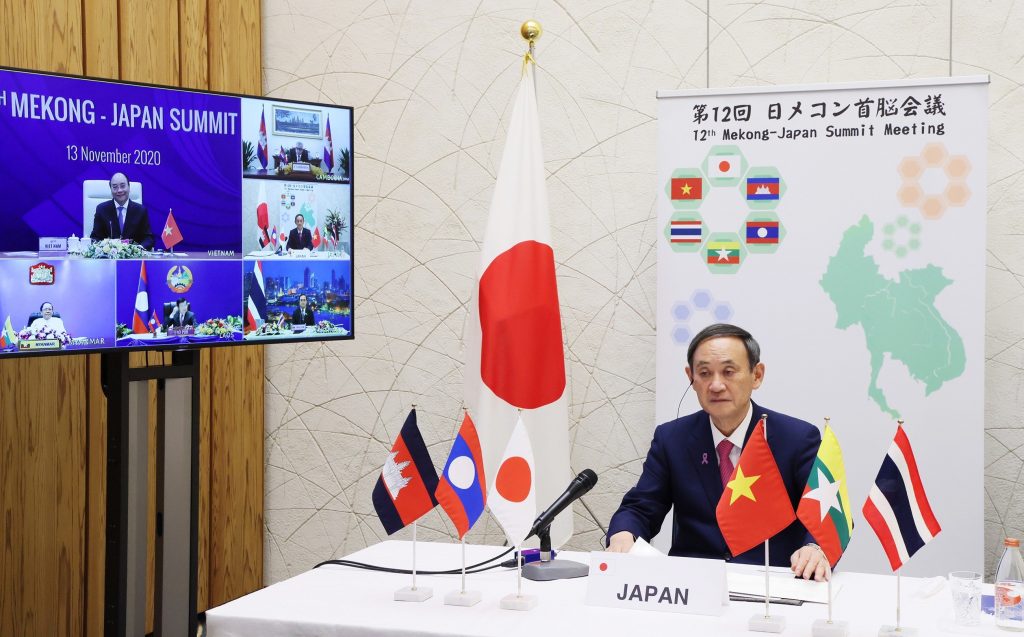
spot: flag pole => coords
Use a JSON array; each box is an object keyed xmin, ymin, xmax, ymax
[
  {"xmin": 460, "ymin": 535, "xmax": 467, "ymax": 592},
  {"xmin": 896, "ymin": 567, "xmax": 901, "ymax": 630},
  {"xmin": 411, "ymin": 521, "xmax": 418, "ymax": 590},
  {"xmin": 749, "ymin": 414, "xmax": 785, "ymax": 633},
  {"xmin": 763, "ymin": 414, "xmax": 770, "ymax": 620},
  {"xmin": 392, "ymin": 403, "xmax": 432, "ymax": 603}
]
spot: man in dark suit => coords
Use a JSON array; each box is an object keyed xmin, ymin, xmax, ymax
[
  {"xmin": 607, "ymin": 323, "xmax": 830, "ymax": 580},
  {"xmin": 89, "ymin": 172, "xmax": 155, "ymax": 249},
  {"xmin": 286, "ymin": 214, "xmax": 313, "ymax": 250},
  {"xmin": 167, "ymin": 298, "xmax": 195, "ymax": 328},
  {"xmin": 287, "ymin": 142, "xmax": 309, "ymax": 163},
  {"xmin": 291, "ymin": 294, "xmax": 315, "ymax": 326}
]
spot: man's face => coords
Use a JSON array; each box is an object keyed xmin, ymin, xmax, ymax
[
  {"xmin": 178, "ymin": 301, "xmax": 188, "ymax": 313},
  {"xmin": 685, "ymin": 336, "xmax": 764, "ymax": 431},
  {"xmin": 41, "ymin": 304, "xmax": 53, "ymax": 319},
  {"xmin": 110, "ymin": 174, "xmax": 129, "ymax": 205},
  {"xmin": 299, "ymin": 296, "xmax": 307, "ymax": 308},
  {"xmin": 295, "ymin": 216, "xmax": 304, "ymax": 230}
]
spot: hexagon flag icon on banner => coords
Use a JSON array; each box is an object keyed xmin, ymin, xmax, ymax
[
  {"xmin": 740, "ymin": 166, "xmax": 785, "ymax": 211},
  {"xmin": 664, "ymin": 212, "xmax": 705, "ymax": 253},
  {"xmin": 665, "ymin": 169, "xmax": 707, "ymax": 211},
  {"xmin": 702, "ymin": 145, "xmax": 747, "ymax": 188},
  {"xmin": 742, "ymin": 211, "xmax": 785, "ymax": 255},
  {"xmin": 703, "ymin": 231, "xmax": 746, "ymax": 274}
]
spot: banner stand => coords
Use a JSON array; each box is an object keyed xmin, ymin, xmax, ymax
[{"xmin": 102, "ymin": 350, "xmax": 200, "ymax": 637}]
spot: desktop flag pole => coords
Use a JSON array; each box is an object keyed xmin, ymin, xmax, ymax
[
  {"xmin": 437, "ymin": 409, "xmax": 487, "ymax": 606},
  {"xmin": 489, "ymin": 411, "xmax": 538, "ymax": 610},
  {"xmin": 370, "ymin": 407, "xmax": 440, "ymax": 602},
  {"xmin": 800, "ymin": 417, "xmax": 854, "ymax": 637},
  {"xmin": 863, "ymin": 419, "xmax": 942, "ymax": 637},
  {"xmin": 715, "ymin": 414, "xmax": 795, "ymax": 634}
]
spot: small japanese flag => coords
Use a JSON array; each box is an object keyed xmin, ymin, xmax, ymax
[
  {"xmin": 487, "ymin": 416, "xmax": 536, "ymax": 546},
  {"xmin": 709, "ymin": 153, "xmax": 740, "ymax": 179}
]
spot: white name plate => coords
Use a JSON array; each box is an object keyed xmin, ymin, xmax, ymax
[
  {"xmin": 585, "ymin": 551, "xmax": 726, "ymax": 616},
  {"xmin": 39, "ymin": 237, "xmax": 67, "ymax": 255}
]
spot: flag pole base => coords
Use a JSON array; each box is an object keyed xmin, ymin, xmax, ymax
[
  {"xmin": 748, "ymin": 614, "xmax": 786, "ymax": 633},
  {"xmin": 499, "ymin": 593, "xmax": 537, "ymax": 611},
  {"xmin": 878, "ymin": 626, "xmax": 916, "ymax": 636},
  {"xmin": 522, "ymin": 559, "xmax": 589, "ymax": 581},
  {"xmin": 444, "ymin": 590, "xmax": 481, "ymax": 606},
  {"xmin": 393, "ymin": 586, "xmax": 431, "ymax": 602},
  {"xmin": 812, "ymin": 619, "xmax": 850, "ymax": 637}
]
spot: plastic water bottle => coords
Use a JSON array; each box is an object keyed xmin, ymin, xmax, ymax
[{"xmin": 996, "ymin": 538, "xmax": 1024, "ymax": 631}]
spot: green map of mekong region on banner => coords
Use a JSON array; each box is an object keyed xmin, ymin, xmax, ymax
[{"xmin": 819, "ymin": 215, "xmax": 966, "ymax": 417}]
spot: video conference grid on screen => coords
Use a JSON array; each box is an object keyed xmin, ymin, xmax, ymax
[{"xmin": 0, "ymin": 67, "xmax": 354, "ymax": 356}]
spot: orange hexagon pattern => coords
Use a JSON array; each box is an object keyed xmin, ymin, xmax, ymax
[{"xmin": 897, "ymin": 142, "xmax": 972, "ymax": 219}]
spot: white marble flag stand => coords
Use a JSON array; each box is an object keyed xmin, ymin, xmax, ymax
[
  {"xmin": 500, "ymin": 546, "xmax": 537, "ymax": 611},
  {"xmin": 444, "ymin": 537, "xmax": 482, "ymax": 606},
  {"xmin": 878, "ymin": 569, "xmax": 917, "ymax": 636},
  {"xmin": 748, "ymin": 539, "xmax": 785, "ymax": 633},
  {"xmin": 393, "ymin": 522, "xmax": 431, "ymax": 602},
  {"xmin": 812, "ymin": 563, "xmax": 848, "ymax": 636}
]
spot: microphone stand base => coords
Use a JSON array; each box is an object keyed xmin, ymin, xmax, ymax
[
  {"xmin": 443, "ymin": 589, "xmax": 482, "ymax": 606},
  {"xmin": 500, "ymin": 593, "xmax": 538, "ymax": 611},
  {"xmin": 522, "ymin": 559, "xmax": 589, "ymax": 581},
  {"xmin": 393, "ymin": 586, "xmax": 432, "ymax": 602}
]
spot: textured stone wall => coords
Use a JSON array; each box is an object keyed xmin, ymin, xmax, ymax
[{"xmin": 261, "ymin": 0, "xmax": 1023, "ymax": 582}]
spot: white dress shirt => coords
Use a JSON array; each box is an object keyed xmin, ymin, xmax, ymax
[{"xmin": 709, "ymin": 401, "xmax": 754, "ymax": 469}]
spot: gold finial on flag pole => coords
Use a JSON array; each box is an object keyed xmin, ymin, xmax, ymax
[
  {"xmin": 897, "ymin": 419, "xmax": 904, "ymax": 427},
  {"xmin": 520, "ymin": 20, "xmax": 542, "ymax": 71}
]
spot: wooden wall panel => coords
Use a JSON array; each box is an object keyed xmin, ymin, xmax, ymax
[
  {"xmin": 0, "ymin": 356, "xmax": 87, "ymax": 636},
  {"xmin": 118, "ymin": 0, "xmax": 179, "ymax": 85},
  {"xmin": 209, "ymin": 345, "xmax": 264, "ymax": 606},
  {"xmin": 83, "ymin": 0, "xmax": 118, "ymax": 78},
  {"xmin": 179, "ymin": 0, "xmax": 210, "ymax": 90},
  {"xmin": 84, "ymin": 356, "xmax": 106, "ymax": 637},
  {"xmin": 1, "ymin": 1, "xmax": 266, "ymax": 634},
  {"xmin": 0, "ymin": 0, "xmax": 82, "ymax": 74},
  {"xmin": 208, "ymin": 0, "xmax": 261, "ymax": 94}
]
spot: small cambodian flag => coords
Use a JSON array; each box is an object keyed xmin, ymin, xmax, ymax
[
  {"xmin": 746, "ymin": 177, "xmax": 780, "ymax": 200},
  {"xmin": 257, "ymin": 108, "xmax": 268, "ymax": 169},
  {"xmin": 323, "ymin": 115, "xmax": 334, "ymax": 173}
]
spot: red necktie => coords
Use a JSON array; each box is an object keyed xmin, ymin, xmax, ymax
[{"xmin": 717, "ymin": 439, "xmax": 735, "ymax": 487}]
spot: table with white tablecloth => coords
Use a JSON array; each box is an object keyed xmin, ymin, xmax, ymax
[{"xmin": 206, "ymin": 540, "xmax": 1000, "ymax": 636}]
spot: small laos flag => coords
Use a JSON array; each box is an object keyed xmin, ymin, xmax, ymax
[
  {"xmin": 372, "ymin": 409, "xmax": 440, "ymax": 535},
  {"xmin": 862, "ymin": 423, "xmax": 941, "ymax": 571},
  {"xmin": 796, "ymin": 423, "xmax": 854, "ymax": 567},
  {"xmin": 132, "ymin": 262, "xmax": 150, "ymax": 334},
  {"xmin": 746, "ymin": 221, "xmax": 779, "ymax": 244},
  {"xmin": 435, "ymin": 412, "xmax": 487, "ymax": 539}
]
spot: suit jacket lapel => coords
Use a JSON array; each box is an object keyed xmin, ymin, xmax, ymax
[
  {"xmin": 687, "ymin": 412, "xmax": 724, "ymax": 512},
  {"xmin": 742, "ymin": 402, "xmax": 761, "ymax": 448}
]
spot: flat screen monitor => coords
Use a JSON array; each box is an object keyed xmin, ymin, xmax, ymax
[{"xmin": 0, "ymin": 66, "xmax": 354, "ymax": 356}]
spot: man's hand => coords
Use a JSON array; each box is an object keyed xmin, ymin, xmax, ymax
[
  {"xmin": 607, "ymin": 531, "xmax": 635, "ymax": 553},
  {"xmin": 790, "ymin": 544, "xmax": 830, "ymax": 581}
]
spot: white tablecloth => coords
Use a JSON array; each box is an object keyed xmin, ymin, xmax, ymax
[{"xmin": 206, "ymin": 541, "xmax": 1001, "ymax": 636}]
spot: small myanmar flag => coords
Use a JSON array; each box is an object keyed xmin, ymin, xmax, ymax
[
  {"xmin": 796, "ymin": 424, "xmax": 854, "ymax": 567},
  {"xmin": 706, "ymin": 241, "xmax": 740, "ymax": 264}
]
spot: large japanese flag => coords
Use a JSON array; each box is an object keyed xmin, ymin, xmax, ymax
[
  {"xmin": 488, "ymin": 416, "xmax": 536, "ymax": 547},
  {"xmin": 464, "ymin": 63, "xmax": 573, "ymax": 546}
]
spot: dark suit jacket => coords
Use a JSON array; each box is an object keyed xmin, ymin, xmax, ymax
[
  {"xmin": 167, "ymin": 310, "xmax": 195, "ymax": 327},
  {"xmin": 608, "ymin": 402, "xmax": 820, "ymax": 567},
  {"xmin": 90, "ymin": 199, "xmax": 155, "ymax": 250},
  {"xmin": 287, "ymin": 148, "xmax": 309, "ymax": 163},
  {"xmin": 287, "ymin": 228, "xmax": 313, "ymax": 250},
  {"xmin": 291, "ymin": 307, "xmax": 315, "ymax": 326}
]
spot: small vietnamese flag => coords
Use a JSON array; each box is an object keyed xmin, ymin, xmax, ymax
[
  {"xmin": 312, "ymin": 226, "xmax": 322, "ymax": 249},
  {"xmin": 715, "ymin": 416, "xmax": 796, "ymax": 557},
  {"xmin": 162, "ymin": 209, "xmax": 183, "ymax": 250},
  {"xmin": 671, "ymin": 177, "xmax": 702, "ymax": 200}
]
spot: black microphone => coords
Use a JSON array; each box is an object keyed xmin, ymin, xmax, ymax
[
  {"xmin": 527, "ymin": 469, "xmax": 598, "ymax": 539},
  {"xmin": 108, "ymin": 219, "xmax": 114, "ymax": 239}
]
